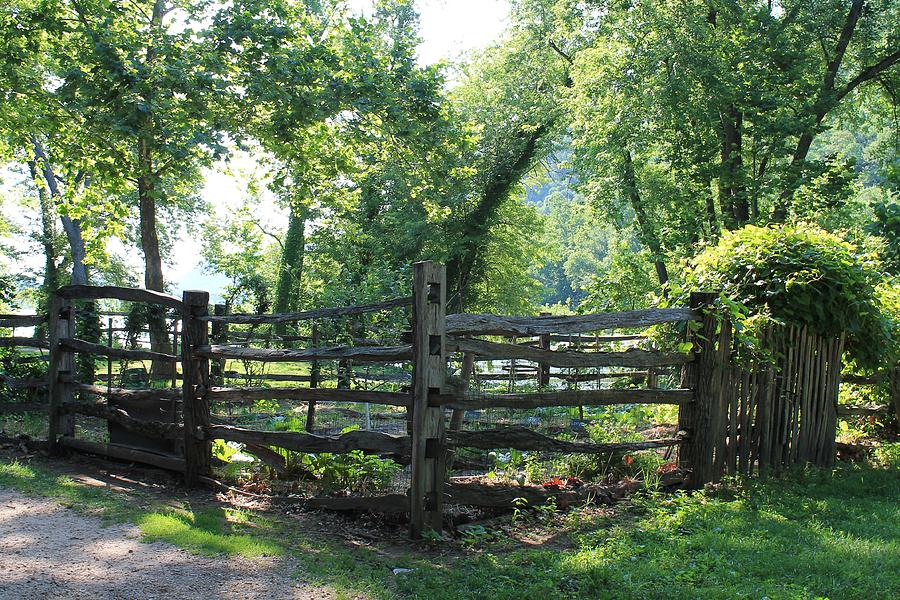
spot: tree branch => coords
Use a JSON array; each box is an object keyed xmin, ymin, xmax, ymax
[
  {"xmin": 250, "ymin": 219, "xmax": 285, "ymax": 252},
  {"xmin": 836, "ymin": 48, "xmax": 900, "ymax": 103},
  {"xmin": 547, "ymin": 39, "xmax": 573, "ymax": 65}
]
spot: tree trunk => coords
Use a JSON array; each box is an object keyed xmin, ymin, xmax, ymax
[
  {"xmin": 718, "ymin": 107, "xmax": 748, "ymax": 229},
  {"xmin": 273, "ymin": 206, "xmax": 306, "ymax": 337},
  {"xmin": 30, "ymin": 136, "xmax": 88, "ymax": 286},
  {"xmin": 446, "ymin": 125, "xmax": 546, "ymax": 312},
  {"xmin": 703, "ymin": 178, "xmax": 719, "ymax": 238},
  {"xmin": 137, "ymin": 138, "xmax": 174, "ymax": 377},
  {"xmin": 622, "ymin": 150, "xmax": 669, "ymax": 287},
  {"xmin": 27, "ymin": 160, "xmax": 60, "ymax": 339}
]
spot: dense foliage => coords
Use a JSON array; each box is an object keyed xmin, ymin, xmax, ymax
[
  {"xmin": 0, "ymin": 0, "xmax": 897, "ymax": 353},
  {"xmin": 688, "ymin": 225, "xmax": 895, "ymax": 368}
]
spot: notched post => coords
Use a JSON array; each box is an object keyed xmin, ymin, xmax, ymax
[{"xmin": 409, "ymin": 261, "xmax": 448, "ymax": 539}]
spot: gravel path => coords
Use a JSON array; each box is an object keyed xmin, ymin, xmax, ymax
[{"xmin": 0, "ymin": 488, "xmax": 338, "ymax": 599}]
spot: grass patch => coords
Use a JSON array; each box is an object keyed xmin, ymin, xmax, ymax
[
  {"xmin": 137, "ymin": 509, "xmax": 280, "ymax": 557},
  {"xmin": 396, "ymin": 461, "xmax": 900, "ymax": 599},
  {"xmin": 1, "ymin": 453, "xmax": 898, "ymax": 599}
]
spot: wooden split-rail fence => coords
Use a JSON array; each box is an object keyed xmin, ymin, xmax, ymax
[{"xmin": 1, "ymin": 264, "xmax": 897, "ymax": 539}]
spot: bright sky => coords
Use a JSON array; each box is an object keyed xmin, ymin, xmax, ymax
[{"xmin": 6, "ymin": 0, "xmax": 510, "ymax": 305}]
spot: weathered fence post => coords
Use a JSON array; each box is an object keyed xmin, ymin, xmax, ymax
[
  {"xmin": 537, "ymin": 312, "xmax": 550, "ymax": 387},
  {"xmin": 678, "ymin": 292, "xmax": 723, "ymax": 488},
  {"xmin": 47, "ymin": 295, "xmax": 75, "ymax": 455},
  {"xmin": 410, "ymin": 261, "xmax": 448, "ymax": 539},
  {"xmin": 181, "ymin": 290, "xmax": 211, "ymax": 486},
  {"xmin": 305, "ymin": 323, "xmax": 320, "ymax": 433},
  {"xmin": 210, "ymin": 304, "xmax": 228, "ymax": 386}
]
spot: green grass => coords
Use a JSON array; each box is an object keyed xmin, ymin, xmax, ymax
[
  {"xmin": 137, "ymin": 509, "xmax": 279, "ymax": 557},
  {"xmin": 1, "ymin": 453, "xmax": 898, "ymax": 599}
]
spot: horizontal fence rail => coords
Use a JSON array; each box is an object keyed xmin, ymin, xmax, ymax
[
  {"xmin": 56, "ymin": 437, "xmax": 187, "ymax": 472},
  {"xmin": 0, "ymin": 336, "xmax": 49, "ymax": 349},
  {"xmin": 56, "ymin": 285, "xmax": 184, "ymax": 311},
  {"xmin": 200, "ymin": 296, "xmax": 413, "ymax": 325},
  {"xmin": 194, "ymin": 344, "xmax": 412, "ymax": 363},
  {"xmin": 431, "ymin": 388, "xmax": 693, "ymax": 410},
  {"xmin": 447, "ymin": 307, "xmax": 700, "ymax": 337},
  {"xmin": 0, "ymin": 314, "xmax": 46, "ymax": 327},
  {"xmin": 62, "ymin": 401, "xmax": 183, "ymax": 440},
  {"xmin": 448, "ymin": 337, "xmax": 692, "ymax": 368},
  {"xmin": 71, "ymin": 383, "xmax": 182, "ymax": 402},
  {"xmin": 59, "ymin": 337, "xmax": 179, "ymax": 362},
  {"xmin": 206, "ymin": 386, "xmax": 411, "ymax": 407},
  {"xmin": 205, "ymin": 425, "xmax": 411, "ymax": 456}
]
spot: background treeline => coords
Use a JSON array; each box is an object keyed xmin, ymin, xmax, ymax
[{"xmin": 0, "ymin": 0, "xmax": 897, "ymax": 343}]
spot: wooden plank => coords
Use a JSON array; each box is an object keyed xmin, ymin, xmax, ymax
[
  {"xmin": 446, "ymin": 307, "xmax": 699, "ymax": 337},
  {"xmin": 200, "ymin": 297, "xmax": 413, "ymax": 325},
  {"xmin": 0, "ymin": 314, "xmax": 45, "ymax": 328},
  {"xmin": 449, "ymin": 337, "xmax": 692, "ymax": 368},
  {"xmin": 195, "ymin": 344, "xmax": 412, "ymax": 363},
  {"xmin": 474, "ymin": 373, "xmax": 540, "ymax": 381},
  {"xmin": 72, "ymin": 383, "xmax": 181, "ymax": 401},
  {"xmin": 61, "ymin": 401, "xmax": 183, "ymax": 440},
  {"xmin": 549, "ymin": 334, "xmax": 645, "ymax": 343},
  {"xmin": 57, "ymin": 436, "xmax": 185, "ymax": 472},
  {"xmin": 59, "ymin": 337, "xmax": 178, "ymax": 362},
  {"xmin": 182, "ymin": 290, "xmax": 212, "ymax": 487},
  {"xmin": 556, "ymin": 371, "xmax": 651, "ymax": 382},
  {"xmin": 0, "ymin": 402, "xmax": 48, "ymax": 414},
  {"xmin": 431, "ymin": 388, "xmax": 693, "ymax": 410},
  {"xmin": 448, "ymin": 426, "xmax": 681, "ymax": 453},
  {"xmin": 0, "ymin": 337, "xmax": 50, "ymax": 349},
  {"xmin": 206, "ymin": 387, "xmax": 411, "ymax": 407},
  {"xmin": 223, "ymin": 371, "xmax": 313, "ymax": 383},
  {"xmin": 205, "ymin": 425, "xmax": 411, "ymax": 456},
  {"xmin": 56, "ymin": 285, "xmax": 183, "ymax": 311}
]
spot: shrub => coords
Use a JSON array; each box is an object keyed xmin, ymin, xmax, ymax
[{"xmin": 686, "ymin": 224, "xmax": 894, "ymax": 369}]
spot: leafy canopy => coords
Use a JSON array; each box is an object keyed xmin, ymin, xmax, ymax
[{"xmin": 687, "ymin": 224, "xmax": 894, "ymax": 368}]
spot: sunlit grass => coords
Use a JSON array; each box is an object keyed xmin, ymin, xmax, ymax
[{"xmin": 137, "ymin": 509, "xmax": 280, "ymax": 557}]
